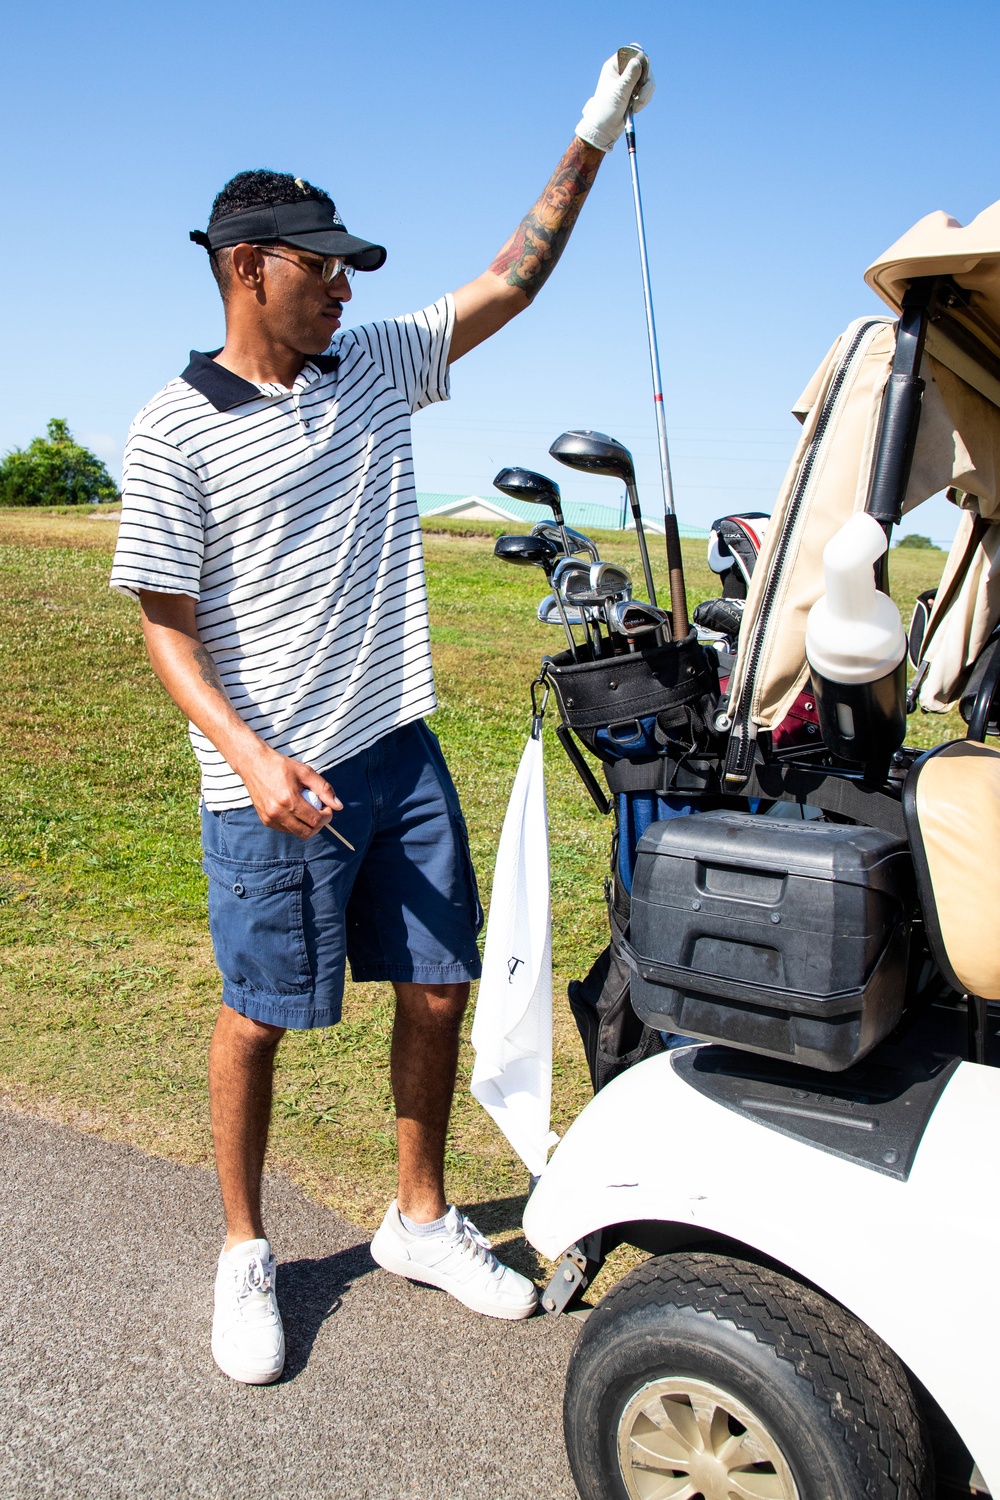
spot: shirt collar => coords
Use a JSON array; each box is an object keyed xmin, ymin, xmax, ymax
[{"xmin": 180, "ymin": 349, "xmax": 340, "ymax": 412}]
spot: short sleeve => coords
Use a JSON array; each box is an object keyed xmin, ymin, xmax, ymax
[
  {"xmin": 345, "ymin": 294, "xmax": 454, "ymax": 415},
  {"xmin": 110, "ymin": 424, "xmax": 206, "ymax": 601}
]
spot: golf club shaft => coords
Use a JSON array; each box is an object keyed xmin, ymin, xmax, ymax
[
  {"xmin": 549, "ymin": 578, "xmax": 579, "ymax": 660},
  {"xmin": 625, "ymin": 481, "xmax": 658, "ymax": 608},
  {"xmin": 624, "ymin": 109, "xmax": 690, "ymax": 637}
]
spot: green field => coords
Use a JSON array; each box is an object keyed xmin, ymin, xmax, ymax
[{"xmin": 0, "ymin": 509, "xmax": 959, "ymax": 1277}]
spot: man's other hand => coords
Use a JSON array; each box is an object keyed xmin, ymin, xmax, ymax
[{"xmin": 239, "ymin": 746, "xmax": 342, "ymax": 839}]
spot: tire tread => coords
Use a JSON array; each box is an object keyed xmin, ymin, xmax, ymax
[{"xmin": 569, "ymin": 1250, "xmax": 931, "ymax": 1499}]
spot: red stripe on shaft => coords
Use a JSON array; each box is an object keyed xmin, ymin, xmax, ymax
[{"xmin": 653, "ymin": 393, "xmax": 664, "ymax": 403}]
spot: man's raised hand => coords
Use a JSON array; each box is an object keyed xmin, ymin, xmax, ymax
[{"xmin": 575, "ymin": 51, "xmax": 656, "ymax": 154}]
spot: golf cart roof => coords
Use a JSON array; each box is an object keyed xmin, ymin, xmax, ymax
[{"xmin": 866, "ymin": 198, "xmax": 1000, "ymax": 344}]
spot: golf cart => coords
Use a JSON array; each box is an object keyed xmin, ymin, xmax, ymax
[{"xmin": 504, "ymin": 203, "xmax": 1000, "ymax": 1498}]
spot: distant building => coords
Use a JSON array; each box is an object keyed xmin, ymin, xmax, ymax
[{"xmin": 416, "ymin": 492, "xmax": 707, "ymax": 537}]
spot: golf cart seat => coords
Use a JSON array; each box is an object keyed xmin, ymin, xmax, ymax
[{"xmin": 903, "ymin": 739, "xmax": 1000, "ymax": 1003}]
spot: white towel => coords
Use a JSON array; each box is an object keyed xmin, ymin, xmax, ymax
[{"xmin": 470, "ymin": 731, "xmax": 559, "ymax": 1178}]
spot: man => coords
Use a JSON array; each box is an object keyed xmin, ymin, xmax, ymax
[{"xmin": 110, "ymin": 52, "xmax": 654, "ymax": 1385}]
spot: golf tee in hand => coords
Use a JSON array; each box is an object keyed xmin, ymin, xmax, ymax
[
  {"xmin": 575, "ymin": 51, "xmax": 655, "ymax": 153},
  {"xmin": 302, "ymin": 788, "xmax": 355, "ymax": 850}
]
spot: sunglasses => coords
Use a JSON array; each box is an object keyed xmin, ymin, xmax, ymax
[{"xmin": 255, "ymin": 246, "xmax": 355, "ymax": 283}]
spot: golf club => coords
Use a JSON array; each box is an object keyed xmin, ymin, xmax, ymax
[
  {"xmin": 493, "ymin": 467, "xmax": 572, "ymax": 557},
  {"xmin": 562, "ymin": 561, "xmax": 634, "ymax": 659},
  {"xmin": 615, "ymin": 44, "xmax": 690, "ymax": 638},
  {"xmin": 605, "ymin": 598, "xmax": 671, "ymax": 651},
  {"xmin": 548, "ymin": 429, "xmax": 659, "ymax": 611},
  {"xmin": 493, "ymin": 533, "xmax": 578, "ymax": 658},
  {"xmin": 530, "ymin": 520, "xmax": 600, "ymax": 563},
  {"xmin": 588, "ymin": 560, "xmax": 632, "ymax": 597},
  {"xmin": 552, "ymin": 557, "xmax": 599, "ymax": 655},
  {"xmin": 537, "ymin": 592, "xmax": 585, "ymax": 627}
]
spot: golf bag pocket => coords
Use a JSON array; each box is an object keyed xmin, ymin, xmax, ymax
[
  {"xmin": 592, "ymin": 716, "xmax": 661, "ymax": 761},
  {"xmin": 625, "ymin": 811, "xmax": 913, "ymax": 1071},
  {"xmin": 544, "ymin": 634, "xmax": 720, "ymax": 763},
  {"xmin": 567, "ymin": 905, "xmax": 665, "ymax": 1093},
  {"xmin": 203, "ymin": 851, "xmax": 312, "ymax": 996}
]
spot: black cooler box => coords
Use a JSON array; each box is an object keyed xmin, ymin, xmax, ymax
[{"xmin": 624, "ymin": 811, "xmax": 913, "ymax": 1071}]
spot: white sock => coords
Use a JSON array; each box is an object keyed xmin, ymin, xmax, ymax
[{"xmin": 400, "ymin": 1209, "xmax": 449, "ymax": 1237}]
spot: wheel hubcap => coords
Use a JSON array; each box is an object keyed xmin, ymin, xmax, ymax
[{"xmin": 616, "ymin": 1375, "xmax": 799, "ymax": 1499}]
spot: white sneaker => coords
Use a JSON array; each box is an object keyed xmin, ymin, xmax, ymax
[
  {"xmin": 370, "ymin": 1201, "xmax": 538, "ymax": 1320},
  {"xmin": 211, "ymin": 1238, "xmax": 285, "ymax": 1385}
]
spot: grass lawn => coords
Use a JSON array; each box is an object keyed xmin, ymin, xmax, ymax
[{"xmin": 0, "ymin": 509, "xmax": 961, "ymax": 1282}]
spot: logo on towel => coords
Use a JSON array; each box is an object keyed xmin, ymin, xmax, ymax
[{"xmin": 507, "ymin": 956, "xmax": 524, "ymax": 983}]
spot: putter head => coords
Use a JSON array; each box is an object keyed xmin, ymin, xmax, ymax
[
  {"xmin": 531, "ymin": 521, "xmax": 600, "ymax": 562},
  {"xmin": 548, "ymin": 430, "xmax": 636, "ymax": 486},
  {"xmin": 537, "ymin": 592, "xmax": 584, "ymax": 626},
  {"xmin": 607, "ymin": 600, "xmax": 671, "ymax": 637},
  {"xmin": 493, "ymin": 533, "xmax": 558, "ymax": 568},
  {"xmin": 493, "ymin": 467, "xmax": 565, "ymax": 524}
]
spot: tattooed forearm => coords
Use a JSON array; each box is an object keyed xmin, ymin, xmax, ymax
[
  {"xmin": 193, "ymin": 644, "xmax": 228, "ymax": 698},
  {"xmin": 490, "ymin": 137, "xmax": 603, "ymax": 302}
]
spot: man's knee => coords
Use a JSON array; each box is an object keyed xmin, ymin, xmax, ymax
[
  {"xmin": 213, "ymin": 1003, "xmax": 286, "ymax": 1058},
  {"xmin": 393, "ymin": 981, "xmax": 469, "ymax": 1031}
]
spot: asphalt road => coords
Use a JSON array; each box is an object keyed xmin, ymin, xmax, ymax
[{"xmin": 0, "ymin": 1110, "xmax": 580, "ymax": 1499}]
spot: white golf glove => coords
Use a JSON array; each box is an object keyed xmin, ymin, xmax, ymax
[{"xmin": 575, "ymin": 51, "xmax": 656, "ymax": 153}]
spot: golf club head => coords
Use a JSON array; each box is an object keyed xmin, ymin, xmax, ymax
[
  {"xmin": 616, "ymin": 44, "xmax": 650, "ymax": 92},
  {"xmin": 563, "ymin": 560, "xmax": 633, "ymax": 608},
  {"xmin": 531, "ymin": 521, "xmax": 600, "ymax": 562},
  {"xmin": 493, "ymin": 466, "xmax": 565, "ymax": 524},
  {"xmin": 589, "ymin": 561, "xmax": 632, "ymax": 595},
  {"xmin": 537, "ymin": 592, "xmax": 584, "ymax": 626},
  {"xmin": 548, "ymin": 430, "xmax": 636, "ymax": 487},
  {"xmin": 493, "ymin": 533, "xmax": 558, "ymax": 569},
  {"xmin": 552, "ymin": 557, "xmax": 592, "ymax": 597},
  {"xmin": 606, "ymin": 599, "xmax": 671, "ymax": 638}
]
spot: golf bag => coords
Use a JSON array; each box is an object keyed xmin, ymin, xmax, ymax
[{"xmin": 542, "ymin": 633, "xmax": 723, "ymax": 1090}]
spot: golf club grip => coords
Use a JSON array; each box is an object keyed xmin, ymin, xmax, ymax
[
  {"xmin": 663, "ymin": 513, "xmax": 689, "ymax": 637},
  {"xmin": 555, "ymin": 725, "xmax": 611, "ymax": 816}
]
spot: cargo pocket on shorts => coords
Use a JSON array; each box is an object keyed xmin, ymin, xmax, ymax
[
  {"xmin": 202, "ymin": 851, "xmax": 312, "ymax": 995},
  {"xmin": 452, "ymin": 812, "xmax": 484, "ymax": 937}
]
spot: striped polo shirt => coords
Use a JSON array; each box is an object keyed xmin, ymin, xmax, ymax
[{"xmin": 111, "ymin": 295, "xmax": 453, "ymax": 809}]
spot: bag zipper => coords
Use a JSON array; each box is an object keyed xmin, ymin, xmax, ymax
[{"xmin": 723, "ymin": 319, "xmax": 886, "ymax": 786}]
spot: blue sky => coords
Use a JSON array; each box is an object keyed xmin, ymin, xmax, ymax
[{"xmin": 3, "ymin": 0, "xmax": 998, "ymax": 543}]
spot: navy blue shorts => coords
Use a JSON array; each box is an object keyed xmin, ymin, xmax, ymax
[{"xmin": 201, "ymin": 721, "xmax": 483, "ymax": 1030}]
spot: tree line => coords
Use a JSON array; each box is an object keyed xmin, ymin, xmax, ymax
[{"xmin": 0, "ymin": 420, "xmax": 119, "ymax": 507}]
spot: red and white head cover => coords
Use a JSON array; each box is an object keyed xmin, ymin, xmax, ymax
[{"xmin": 707, "ymin": 513, "xmax": 770, "ymax": 594}]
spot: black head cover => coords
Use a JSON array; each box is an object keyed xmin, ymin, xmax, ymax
[{"xmin": 494, "ymin": 533, "xmax": 558, "ymax": 566}]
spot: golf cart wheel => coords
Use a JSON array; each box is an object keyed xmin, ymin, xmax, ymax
[{"xmin": 563, "ymin": 1251, "xmax": 932, "ymax": 1500}]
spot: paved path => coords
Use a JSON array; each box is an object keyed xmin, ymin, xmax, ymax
[{"xmin": 0, "ymin": 1111, "xmax": 579, "ymax": 1499}]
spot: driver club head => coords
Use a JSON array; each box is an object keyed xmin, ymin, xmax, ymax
[
  {"xmin": 548, "ymin": 430, "xmax": 636, "ymax": 487},
  {"xmin": 493, "ymin": 466, "xmax": 566, "ymax": 526}
]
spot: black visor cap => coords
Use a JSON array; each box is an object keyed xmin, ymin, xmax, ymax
[{"xmin": 191, "ymin": 197, "xmax": 386, "ymax": 271}]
